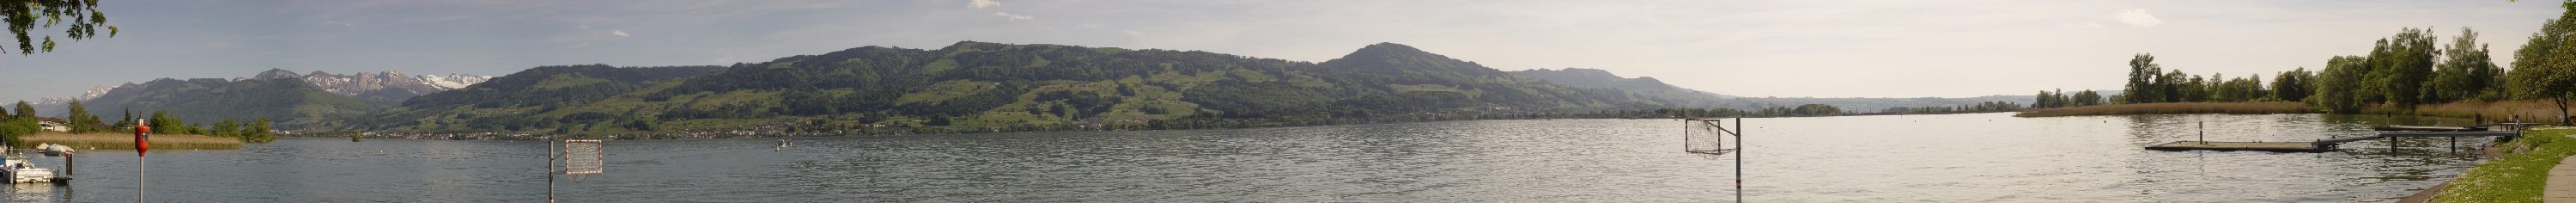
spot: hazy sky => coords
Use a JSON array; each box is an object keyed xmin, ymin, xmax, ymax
[{"xmin": 0, "ymin": 0, "xmax": 2562, "ymax": 102}]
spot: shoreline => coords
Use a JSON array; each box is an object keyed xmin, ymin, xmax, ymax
[
  {"xmin": 2405, "ymin": 127, "xmax": 2576, "ymax": 201},
  {"xmin": 15, "ymin": 132, "xmax": 245, "ymax": 150},
  {"xmin": 2397, "ymin": 139, "xmax": 2508, "ymax": 202}
]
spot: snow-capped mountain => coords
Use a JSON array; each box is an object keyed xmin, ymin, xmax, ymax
[
  {"xmin": 36, "ymin": 69, "xmax": 492, "ymax": 108},
  {"xmin": 244, "ymin": 69, "xmax": 493, "ymax": 97},
  {"xmin": 33, "ymin": 85, "xmax": 119, "ymax": 105}
]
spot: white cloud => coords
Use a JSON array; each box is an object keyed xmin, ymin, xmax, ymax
[
  {"xmin": 993, "ymin": 12, "xmax": 1033, "ymax": 21},
  {"xmin": 970, "ymin": 0, "xmax": 1001, "ymax": 9},
  {"xmin": 2116, "ymin": 9, "xmax": 2162, "ymax": 28},
  {"xmin": 611, "ymin": 30, "xmax": 631, "ymax": 37}
]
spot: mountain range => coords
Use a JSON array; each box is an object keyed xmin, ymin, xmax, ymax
[{"xmin": 21, "ymin": 41, "xmax": 2035, "ymax": 136}]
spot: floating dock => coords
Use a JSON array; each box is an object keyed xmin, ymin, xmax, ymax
[{"xmin": 2145, "ymin": 130, "xmax": 2521, "ymax": 153}]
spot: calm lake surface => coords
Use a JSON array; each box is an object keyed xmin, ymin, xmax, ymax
[{"xmin": 0, "ymin": 113, "xmax": 2500, "ymax": 202}]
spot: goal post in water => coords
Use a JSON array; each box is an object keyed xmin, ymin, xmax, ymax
[
  {"xmin": 1682, "ymin": 118, "xmax": 1742, "ymax": 202},
  {"xmin": 1684, "ymin": 118, "xmax": 1739, "ymax": 155}
]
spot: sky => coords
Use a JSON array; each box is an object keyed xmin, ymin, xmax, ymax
[{"xmin": 0, "ymin": 0, "xmax": 2564, "ymax": 102}]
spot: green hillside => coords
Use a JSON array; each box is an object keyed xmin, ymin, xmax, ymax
[
  {"xmin": 340, "ymin": 41, "xmax": 1683, "ymax": 136},
  {"xmin": 81, "ymin": 77, "xmax": 380, "ymax": 129}
]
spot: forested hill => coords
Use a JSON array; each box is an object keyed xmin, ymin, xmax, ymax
[
  {"xmin": 1510, "ymin": 68, "xmax": 1731, "ymax": 106},
  {"xmin": 337, "ymin": 41, "xmax": 1687, "ymax": 135},
  {"xmin": 82, "ymin": 77, "xmax": 380, "ymax": 129}
]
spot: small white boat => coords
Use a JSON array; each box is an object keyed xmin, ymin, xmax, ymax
[
  {"xmin": 36, "ymin": 144, "xmax": 71, "ymax": 157},
  {"xmin": 2, "ymin": 157, "xmax": 53, "ymax": 183}
]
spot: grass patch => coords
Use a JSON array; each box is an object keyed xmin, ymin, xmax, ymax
[
  {"xmin": 2014, "ymin": 102, "xmax": 2312, "ymax": 117},
  {"xmin": 2430, "ymin": 128, "xmax": 2576, "ymax": 202},
  {"xmin": 18, "ymin": 132, "xmax": 243, "ymax": 150}
]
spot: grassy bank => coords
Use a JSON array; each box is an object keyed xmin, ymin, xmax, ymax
[
  {"xmin": 2429, "ymin": 127, "xmax": 2576, "ymax": 202},
  {"xmin": 2013, "ymin": 102, "xmax": 2311, "ymax": 117},
  {"xmin": 16, "ymin": 132, "xmax": 243, "ymax": 150}
]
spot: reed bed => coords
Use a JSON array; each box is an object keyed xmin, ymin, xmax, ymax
[
  {"xmin": 2393, "ymin": 101, "xmax": 2570, "ymax": 123},
  {"xmin": 16, "ymin": 132, "xmax": 243, "ymax": 150},
  {"xmin": 2013, "ymin": 102, "xmax": 2312, "ymax": 117}
]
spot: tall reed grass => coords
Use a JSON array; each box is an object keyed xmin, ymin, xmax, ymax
[
  {"xmin": 2013, "ymin": 102, "xmax": 2312, "ymax": 117},
  {"xmin": 16, "ymin": 132, "xmax": 242, "ymax": 150},
  {"xmin": 2392, "ymin": 101, "xmax": 2570, "ymax": 124}
]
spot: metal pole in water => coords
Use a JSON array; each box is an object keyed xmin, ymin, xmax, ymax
[
  {"xmin": 550, "ymin": 137, "xmax": 557, "ymax": 203},
  {"xmin": 2197, "ymin": 120, "xmax": 2204, "ymax": 143},
  {"xmin": 1735, "ymin": 117, "xmax": 1743, "ymax": 203},
  {"xmin": 138, "ymin": 155, "xmax": 144, "ymax": 203}
]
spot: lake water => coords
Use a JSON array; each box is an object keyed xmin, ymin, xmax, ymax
[{"xmin": 0, "ymin": 113, "xmax": 2500, "ymax": 202}]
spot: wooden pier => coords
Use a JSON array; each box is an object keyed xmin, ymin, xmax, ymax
[
  {"xmin": 2144, "ymin": 141, "xmax": 2334, "ymax": 152},
  {"xmin": 2145, "ymin": 129, "xmax": 2522, "ymax": 153}
]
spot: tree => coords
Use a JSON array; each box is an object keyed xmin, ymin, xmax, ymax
[
  {"xmin": 2511, "ymin": 1, "xmax": 2576, "ymax": 124},
  {"xmin": 2318, "ymin": 56, "xmax": 2371, "ymax": 114},
  {"xmin": 2124, "ymin": 53, "xmax": 2164, "ymax": 103},
  {"xmin": 2366, "ymin": 28, "xmax": 2439, "ymax": 108},
  {"xmin": 2435, "ymin": 28, "xmax": 2501, "ymax": 102},
  {"xmin": 149, "ymin": 110, "xmax": 181, "ymax": 133},
  {"xmin": 2160, "ymin": 70, "xmax": 2188, "ymax": 103},
  {"xmin": 64, "ymin": 100, "xmax": 96, "ymax": 132},
  {"xmin": 245, "ymin": 117, "xmax": 273, "ymax": 143},
  {"xmin": 10, "ymin": 101, "xmax": 30, "ymax": 120},
  {"xmin": 2072, "ymin": 90, "xmax": 2104, "ymax": 106},
  {"xmin": 2034, "ymin": 90, "xmax": 2057, "ymax": 108},
  {"xmin": 213, "ymin": 119, "xmax": 239, "ymax": 137},
  {"xmin": 2272, "ymin": 68, "xmax": 2314, "ymax": 102},
  {"xmin": 3, "ymin": 0, "xmax": 118, "ymax": 55}
]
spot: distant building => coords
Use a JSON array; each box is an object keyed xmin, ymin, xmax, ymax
[{"xmin": 36, "ymin": 120, "xmax": 68, "ymax": 132}]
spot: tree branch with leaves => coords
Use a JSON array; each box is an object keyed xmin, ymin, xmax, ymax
[{"xmin": 4, "ymin": 0, "xmax": 118, "ymax": 55}]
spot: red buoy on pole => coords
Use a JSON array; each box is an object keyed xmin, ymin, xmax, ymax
[{"xmin": 135, "ymin": 120, "xmax": 151, "ymax": 157}]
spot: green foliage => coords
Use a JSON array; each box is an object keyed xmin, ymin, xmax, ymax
[
  {"xmin": 2271, "ymin": 68, "xmax": 2315, "ymax": 102},
  {"xmin": 2512, "ymin": 3, "xmax": 2576, "ymax": 125},
  {"xmin": 2124, "ymin": 53, "xmax": 2165, "ymax": 103},
  {"xmin": 246, "ymin": 117, "xmax": 271, "ymax": 143},
  {"xmin": 2070, "ymin": 90, "xmax": 2104, "ymax": 106},
  {"xmin": 2366, "ymin": 28, "xmax": 2439, "ymax": 108},
  {"xmin": 10, "ymin": 101, "xmax": 30, "ymax": 120},
  {"xmin": 2318, "ymin": 56, "xmax": 2372, "ymax": 114},
  {"xmin": 64, "ymin": 100, "xmax": 100, "ymax": 132},
  {"xmin": 2433, "ymin": 28, "xmax": 2505, "ymax": 102},
  {"xmin": 213, "ymin": 119, "xmax": 239, "ymax": 137},
  {"xmin": 2, "ymin": 0, "xmax": 117, "ymax": 55}
]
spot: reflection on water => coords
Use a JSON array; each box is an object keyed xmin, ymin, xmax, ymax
[{"xmin": 0, "ymin": 113, "xmax": 2496, "ymax": 201}]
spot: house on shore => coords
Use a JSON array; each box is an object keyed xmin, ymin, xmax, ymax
[{"xmin": 34, "ymin": 119, "xmax": 68, "ymax": 132}]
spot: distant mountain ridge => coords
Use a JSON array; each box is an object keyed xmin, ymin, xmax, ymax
[
  {"xmin": 1504, "ymin": 68, "xmax": 2034, "ymax": 113},
  {"xmin": 1509, "ymin": 68, "xmax": 1735, "ymax": 106},
  {"xmin": 336, "ymin": 41, "xmax": 1679, "ymax": 134},
  {"xmin": 250, "ymin": 69, "xmax": 494, "ymax": 107},
  {"xmin": 76, "ymin": 77, "xmax": 380, "ymax": 129},
  {"xmin": 36, "ymin": 69, "xmax": 492, "ymax": 108}
]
